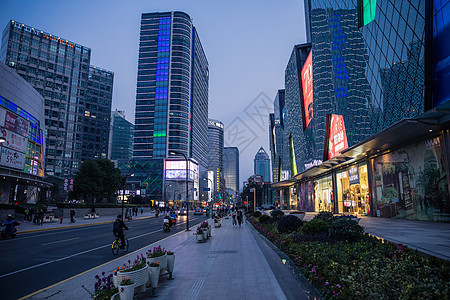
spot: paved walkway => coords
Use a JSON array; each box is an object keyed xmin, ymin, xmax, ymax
[{"xmin": 25, "ymin": 216, "xmax": 314, "ymax": 300}]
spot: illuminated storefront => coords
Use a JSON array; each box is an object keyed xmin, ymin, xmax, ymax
[
  {"xmin": 336, "ymin": 164, "xmax": 370, "ymax": 215},
  {"xmin": 314, "ymin": 175, "xmax": 333, "ymax": 212}
]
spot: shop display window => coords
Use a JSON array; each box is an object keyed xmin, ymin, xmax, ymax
[
  {"xmin": 314, "ymin": 175, "xmax": 333, "ymax": 212},
  {"xmin": 337, "ymin": 164, "xmax": 370, "ymax": 215}
]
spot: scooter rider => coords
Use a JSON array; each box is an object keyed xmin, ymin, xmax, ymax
[{"xmin": 2, "ymin": 214, "xmax": 17, "ymax": 238}]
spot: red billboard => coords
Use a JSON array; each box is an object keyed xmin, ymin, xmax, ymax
[
  {"xmin": 323, "ymin": 114, "xmax": 348, "ymax": 161},
  {"xmin": 301, "ymin": 50, "xmax": 313, "ymax": 130}
]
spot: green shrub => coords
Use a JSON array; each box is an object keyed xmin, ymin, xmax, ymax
[
  {"xmin": 329, "ymin": 217, "xmax": 364, "ymax": 240},
  {"xmin": 253, "ymin": 211, "xmax": 262, "ymax": 218},
  {"xmin": 277, "ymin": 215, "xmax": 303, "ymax": 234},
  {"xmin": 301, "ymin": 219, "xmax": 329, "ymax": 235},
  {"xmin": 312, "ymin": 211, "xmax": 335, "ymax": 224},
  {"xmin": 258, "ymin": 214, "xmax": 272, "ymax": 223},
  {"xmin": 270, "ymin": 209, "xmax": 285, "ymax": 220}
]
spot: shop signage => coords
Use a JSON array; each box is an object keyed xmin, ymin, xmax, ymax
[
  {"xmin": 323, "ymin": 114, "xmax": 348, "ymax": 161},
  {"xmin": 3, "ymin": 111, "xmax": 29, "ymax": 137},
  {"xmin": 301, "ymin": 50, "xmax": 313, "ymax": 130},
  {"xmin": 1, "ymin": 127, "xmax": 27, "ymax": 153},
  {"xmin": 0, "ymin": 146, "xmax": 26, "ymax": 170},
  {"xmin": 348, "ymin": 166, "xmax": 359, "ymax": 185}
]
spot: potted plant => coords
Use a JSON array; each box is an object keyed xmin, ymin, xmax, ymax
[
  {"xmin": 195, "ymin": 227, "xmax": 204, "ymax": 242},
  {"xmin": 214, "ymin": 216, "xmax": 221, "ymax": 228},
  {"xmin": 200, "ymin": 221, "xmax": 209, "ymax": 239},
  {"xmin": 147, "ymin": 261, "xmax": 160, "ymax": 288},
  {"xmin": 166, "ymin": 251, "xmax": 175, "ymax": 279},
  {"xmin": 118, "ymin": 277, "xmax": 135, "ymax": 300},
  {"xmin": 89, "ymin": 272, "xmax": 118, "ymax": 300},
  {"xmin": 146, "ymin": 246, "xmax": 167, "ymax": 275},
  {"xmin": 117, "ymin": 255, "xmax": 148, "ymax": 294}
]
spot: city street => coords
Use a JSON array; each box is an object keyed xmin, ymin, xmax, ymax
[{"xmin": 0, "ymin": 213, "xmax": 207, "ymax": 300}]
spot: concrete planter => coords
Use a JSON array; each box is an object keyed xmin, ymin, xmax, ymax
[
  {"xmin": 147, "ymin": 265, "xmax": 160, "ymax": 287},
  {"xmin": 117, "ymin": 265, "xmax": 148, "ymax": 294},
  {"xmin": 118, "ymin": 284, "xmax": 135, "ymax": 300},
  {"xmin": 195, "ymin": 233, "xmax": 204, "ymax": 242},
  {"xmin": 166, "ymin": 254, "xmax": 175, "ymax": 273},
  {"xmin": 147, "ymin": 254, "xmax": 167, "ymax": 275}
]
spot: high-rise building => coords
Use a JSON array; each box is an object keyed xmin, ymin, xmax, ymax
[
  {"xmin": 254, "ymin": 147, "xmax": 270, "ymax": 182},
  {"xmin": 1, "ymin": 20, "xmax": 113, "ymax": 176},
  {"xmin": 108, "ymin": 110, "xmax": 134, "ymax": 161},
  {"xmin": 270, "ymin": 89, "xmax": 288, "ymax": 182},
  {"xmin": 128, "ymin": 11, "xmax": 209, "ymax": 202},
  {"xmin": 207, "ymin": 119, "xmax": 224, "ymax": 199},
  {"xmin": 133, "ymin": 11, "xmax": 208, "ymax": 168},
  {"xmin": 223, "ymin": 147, "xmax": 239, "ymax": 194}
]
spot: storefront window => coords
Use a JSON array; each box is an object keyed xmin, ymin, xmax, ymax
[
  {"xmin": 372, "ymin": 135, "xmax": 450, "ymax": 221},
  {"xmin": 336, "ymin": 163, "xmax": 370, "ymax": 215},
  {"xmin": 314, "ymin": 175, "xmax": 333, "ymax": 212}
]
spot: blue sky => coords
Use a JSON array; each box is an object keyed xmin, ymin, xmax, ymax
[{"xmin": 0, "ymin": 0, "xmax": 307, "ymax": 187}]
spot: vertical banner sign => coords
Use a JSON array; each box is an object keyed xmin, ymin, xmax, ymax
[
  {"xmin": 69, "ymin": 178, "xmax": 74, "ymax": 191},
  {"xmin": 323, "ymin": 114, "xmax": 349, "ymax": 161},
  {"xmin": 4, "ymin": 111, "xmax": 17, "ymax": 131},
  {"xmin": 0, "ymin": 108, "xmax": 5, "ymax": 127},
  {"xmin": 301, "ymin": 50, "xmax": 313, "ymax": 130},
  {"xmin": 289, "ymin": 133, "xmax": 298, "ymax": 175},
  {"xmin": 63, "ymin": 178, "xmax": 69, "ymax": 191},
  {"xmin": 348, "ymin": 166, "xmax": 360, "ymax": 185}
]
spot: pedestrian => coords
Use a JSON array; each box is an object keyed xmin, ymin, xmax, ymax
[
  {"xmin": 24, "ymin": 207, "xmax": 29, "ymax": 222},
  {"xmin": 70, "ymin": 208, "xmax": 75, "ymax": 223},
  {"xmin": 232, "ymin": 210, "xmax": 237, "ymax": 226},
  {"xmin": 237, "ymin": 209, "xmax": 243, "ymax": 227},
  {"xmin": 141, "ymin": 206, "xmax": 144, "ymax": 214},
  {"xmin": 39, "ymin": 209, "xmax": 44, "ymax": 225}
]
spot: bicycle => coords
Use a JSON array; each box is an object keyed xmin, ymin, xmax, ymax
[{"xmin": 112, "ymin": 233, "xmax": 129, "ymax": 256}]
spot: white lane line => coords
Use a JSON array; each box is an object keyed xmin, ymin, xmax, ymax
[
  {"xmin": 0, "ymin": 228, "xmax": 160, "ymax": 279},
  {"xmin": 41, "ymin": 237, "xmax": 80, "ymax": 246}
]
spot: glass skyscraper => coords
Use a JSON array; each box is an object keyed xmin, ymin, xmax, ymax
[
  {"xmin": 1, "ymin": 20, "xmax": 113, "ymax": 177},
  {"xmin": 108, "ymin": 110, "xmax": 134, "ymax": 161},
  {"xmin": 134, "ymin": 11, "xmax": 208, "ymax": 169},
  {"xmin": 223, "ymin": 147, "xmax": 239, "ymax": 193},
  {"xmin": 254, "ymin": 147, "xmax": 271, "ymax": 182},
  {"xmin": 208, "ymin": 119, "xmax": 224, "ymax": 197}
]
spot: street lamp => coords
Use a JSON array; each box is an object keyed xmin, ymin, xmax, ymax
[
  {"xmin": 121, "ymin": 173, "xmax": 134, "ymax": 218},
  {"xmin": 169, "ymin": 150, "xmax": 190, "ymax": 231},
  {"xmin": 0, "ymin": 137, "xmax": 5, "ymax": 143},
  {"xmin": 163, "ymin": 184, "xmax": 172, "ymax": 207}
]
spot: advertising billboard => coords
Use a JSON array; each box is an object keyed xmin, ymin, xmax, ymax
[
  {"xmin": 0, "ymin": 146, "xmax": 26, "ymax": 170},
  {"xmin": 0, "ymin": 127, "xmax": 27, "ymax": 153},
  {"xmin": 301, "ymin": 50, "xmax": 313, "ymax": 130},
  {"xmin": 323, "ymin": 114, "xmax": 348, "ymax": 161}
]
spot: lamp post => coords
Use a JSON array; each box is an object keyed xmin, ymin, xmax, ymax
[
  {"xmin": 163, "ymin": 184, "xmax": 172, "ymax": 208},
  {"xmin": 121, "ymin": 173, "xmax": 134, "ymax": 218},
  {"xmin": 169, "ymin": 150, "xmax": 190, "ymax": 231},
  {"xmin": 0, "ymin": 137, "xmax": 5, "ymax": 143}
]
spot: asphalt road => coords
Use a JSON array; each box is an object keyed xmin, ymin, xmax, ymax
[{"xmin": 0, "ymin": 213, "xmax": 207, "ymax": 300}]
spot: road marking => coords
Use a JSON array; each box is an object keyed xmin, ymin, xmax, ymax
[
  {"xmin": 17, "ymin": 224, "xmax": 198, "ymax": 300},
  {"xmin": 41, "ymin": 237, "xmax": 80, "ymax": 246}
]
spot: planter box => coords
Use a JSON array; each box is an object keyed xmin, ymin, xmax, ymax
[
  {"xmin": 118, "ymin": 284, "xmax": 135, "ymax": 300},
  {"xmin": 147, "ymin": 265, "xmax": 160, "ymax": 287},
  {"xmin": 117, "ymin": 265, "xmax": 148, "ymax": 294},
  {"xmin": 147, "ymin": 253, "xmax": 167, "ymax": 275},
  {"xmin": 195, "ymin": 233, "xmax": 204, "ymax": 242}
]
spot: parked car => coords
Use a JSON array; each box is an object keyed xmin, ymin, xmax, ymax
[{"xmin": 194, "ymin": 208, "xmax": 203, "ymax": 215}]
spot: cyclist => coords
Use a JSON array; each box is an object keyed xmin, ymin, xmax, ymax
[{"xmin": 113, "ymin": 215, "xmax": 128, "ymax": 249}]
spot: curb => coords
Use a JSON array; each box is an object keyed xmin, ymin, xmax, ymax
[
  {"xmin": 247, "ymin": 221, "xmax": 323, "ymax": 299},
  {"xmin": 18, "ymin": 216, "xmax": 153, "ymax": 234}
]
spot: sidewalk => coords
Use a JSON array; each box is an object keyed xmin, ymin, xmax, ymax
[
  {"xmin": 25, "ymin": 216, "xmax": 315, "ymax": 300},
  {"xmin": 17, "ymin": 211, "xmax": 155, "ymax": 234}
]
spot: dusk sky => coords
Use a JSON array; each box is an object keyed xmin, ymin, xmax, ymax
[{"xmin": 0, "ymin": 0, "xmax": 307, "ymax": 188}]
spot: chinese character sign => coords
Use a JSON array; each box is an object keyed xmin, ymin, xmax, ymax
[
  {"xmin": 324, "ymin": 114, "xmax": 348, "ymax": 160},
  {"xmin": 301, "ymin": 50, "xmax": 313, "ymax": 129}
]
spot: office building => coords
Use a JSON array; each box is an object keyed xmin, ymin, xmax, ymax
[
  {"xmin": 108, "ymin": 110, "xmax": 134, "ymax": 161},
  {"xmin": 1, "ymin": 20, "xmax": 113, "ymax": 176},
  {"xmin": 207, "ymin": 119, "xmax": 224, "ymax": 200},
  {"xmin": 254, "ymin": 147, "xmax": 270, "ymax": 182},
  {"xmin": 0, "ymin": 61, "xmax": 49, "ymax": 204},
  {"xmin": 133, "ymin": 11, "xmax": 208, "ymax": 167},
  {"xmin": 270, "ymin": 89, "xmax": 288, "ymax": 182},
  {"xmin": 129, "ymin": 11, "xmax": 209, "ymax": 201},
  {"xmin": 223, "ymin": 147, "xmax": 239, "ymax": 194}
]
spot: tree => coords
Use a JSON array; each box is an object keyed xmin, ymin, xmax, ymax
[{"xmin": 71, "ymin": 159, "xmax": 123, "ymax": 203}]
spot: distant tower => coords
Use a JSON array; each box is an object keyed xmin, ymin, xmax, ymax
[
  {"xmin": 208, "ymin": 119, "xmax": 224, "ymax": 197},
  {"xmin": 223, "ymin": 147, "xmax": 239, "ymax": 194},
  {"xmin": 254, "ymin": 147, "xmax": 271, "ymax": 182},
  {"xmin": 108, "ymin": 110, "xmax": 134, "ymax": 161}
]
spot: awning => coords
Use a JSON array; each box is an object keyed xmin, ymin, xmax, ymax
[
  {"xmin": 289, "ymin": 101, "xmax": 450, "ymax": 182},
  {"xmin": 271, "ymin": 179, "xmax": 296, "ymax": 188}
]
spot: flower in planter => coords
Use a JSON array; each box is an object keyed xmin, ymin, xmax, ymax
[
  {"xmin": 166, "ymin": 251, "xmax": 174, "ymax": 255},
  {"xmin": 89, "ymin": 272, "xmax": 118, "ymax": 300},
  {"xmin": 196, "ymin": 227, "xmax": 204, "ymax": 234},
  {"xmin": 200, "ymin": 221, "xmax": 209, "ymax": 228},
  {"xmin": 119, "ymin": 277, "xmax": 134, "ymax": 286},
  {"xmin": 147, "ymin": 246, "xmax": 166, "ymax": 258},
  {"xmin": 118, "ymin": 255, "xmax": 147, "ymax": 273},
  {"xmin": 148, "ymin": 261, "xmax": 160, "ymax": 267}
]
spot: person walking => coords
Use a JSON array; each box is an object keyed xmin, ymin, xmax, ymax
[
  {"xmin": 70, "ymin": 208, "xmax": 76, "ymax": 223},
  {"xmin": 24, "ymin": 207, "xmax": 29, "ymax": 222},
  {"xmin": 38, "ymin": 209, "xmax": 44, "ymax": 225},
  {"xmin": 141, "ymin": 206, "xmax": 144, "ymax": 214},
  {"xmin": 237, "ymin": 209, "xmax": 243, "ymax": 227},
  {"xmin": 232, "ymin": 209, "xmax": 237, "ymax": 226}
]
